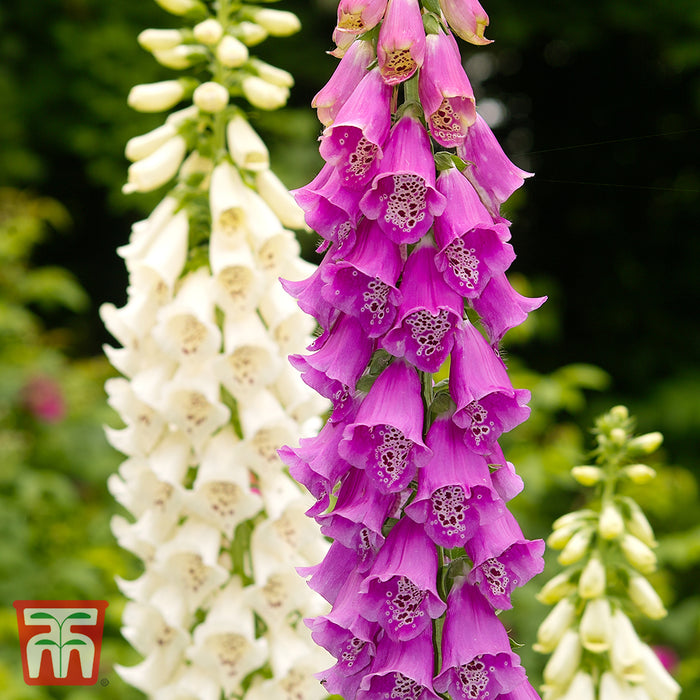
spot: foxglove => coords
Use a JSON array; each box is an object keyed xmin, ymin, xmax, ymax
[
  {"xmin": 282, "ymin": 2, "xmax": 546, "ymax": 698},
  {"xmin": 104, "ymin": 2, "xmax": 333, "ymax": 698}
]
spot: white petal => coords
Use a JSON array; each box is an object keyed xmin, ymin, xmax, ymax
[
  {"xmin": 255, "ymin": 169, "xmax": 306, "ymax": 229},
  {"xmin": 209, "ymin": 161, "xmax": 250, "ymax": 245},
  {"xmin": 610, "ymin": 609, "xmax": 645, "ymax": 682},
  {"xmin": 226, "ymin": 114, "xmax": 269, "ymax": 171}
]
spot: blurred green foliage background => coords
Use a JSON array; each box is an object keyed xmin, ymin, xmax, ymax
[{"xmin": 0, "ymin": 0, "xmax": 698, "ymax": 697}]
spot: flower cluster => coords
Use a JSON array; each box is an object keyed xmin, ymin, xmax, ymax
[
  {"xmin": 102, "ymin": 1, "xmax": 335, "ymax": 697},
  {"xmin": 535, "ymin": 406, "xmax": 681, "ymax": 700},
  {"xmin": 281, "ymin": 1, "xmax": 546, "ymax": 698}
]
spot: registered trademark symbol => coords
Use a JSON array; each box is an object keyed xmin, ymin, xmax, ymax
[{"xmin": 100, "ymin": 678, "xmax": 109, "ymax": 687}]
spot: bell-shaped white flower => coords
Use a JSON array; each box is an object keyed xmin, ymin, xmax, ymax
[
  {"xmin": 226, "ymin": 114, "xmax": 269, "ymax": 171},
  {"xmin": 610, "ymin": 609, "xmax": 645, "ymax": 683},
  {"xmin": 638, "ymin": 642, "xmax": 681, "ymax": 700},
  {"xmin": 579, "ymin": 597, "xmax": 612, "ymax": 653},
  {"xmin": 254, "ymin": 168, "xmax": 306, "ymax": 230},
  {"xmin": 124, "ymin": 135, "xmax": 187, "ymax": 194},
  {"xmin": 543, "ymin": 629, "xmax": 582, "ymax": 689},
  {"xmin": 534, "ymin": 597, "xmax": 577, "ymax": 654}
]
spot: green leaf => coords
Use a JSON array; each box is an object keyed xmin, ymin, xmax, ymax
[
  {"xmin": 63, "ymin": 639, "xmax": 87, "ymax": 646},
  {"xmin": 65, "ymin": 611, "xmax": 92, "ymax": 620},
  {"xmin": 34, "ymin": 640, "xmax": 59, "ymax": 646},
  {"xmin": 29, "ymin": 612, "xmax": 57, "ymax": 621}
]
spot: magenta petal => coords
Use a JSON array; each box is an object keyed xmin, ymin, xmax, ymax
[
  {"xmin": 320, "ymin": 68, "xmax": 393, "ymax": 190},
  {"xmin": 298, "ymin": 540, "xmax": 363, "ymax": 605},
  {"xmin": 340, "ymin": 359, "xmax": 431, "ymax": 493},
  {"xmin": 382, "ymin": 242, "xmax": 463, "ymax": 372},
  {"xmin": 457, "ymin": 114, "xmax": 533, "ymax": 215},
  {"xmin": 404, "ymin": 413, "xmax": 506, "ymax": 547},
  {"xmin": 467, "ymin": 510, "xmax": 545, "ymax": 610},
  {"xmin": 360, "ymin": 111, "xmax": 446, "ymax": 244},
  {"xmin": 470, "ymin": 271, "xmax": 547, "ymax": 345},
  {"xmin": 377, "ymin": 0, "xmax": 425, "ymax": 85},
  {"xmin": 435, "ymin": 578, "xmax": 526, "ymax": 698},
  {"xmin": 360, "ymin": 517, "xmax": 446, "ymax": 641},
  {"xmin": 486, "ymin": 443, "xmax": 524, "ymax": 502}
]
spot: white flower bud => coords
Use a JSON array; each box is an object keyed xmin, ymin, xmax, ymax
[
  {"xmin": 128, "ymin": 80, "xmax": 186, "ymax": 113},
  {"xmin": 249, "ymin": 57, "xmax": 294, "ymax": 88},
  {"xmin": 233, "ymin": 21, "xmax": 268, "ymax": 47},
  {"xmin": 610, "ymin": 427, "xmax": 627, "ymax": 445},
  {"xmin": 241, "ymin": 76, "xmax": 289, "ymax": 111},
  {"xmin": 579, "ymin": 597, "xmax": 612, "ymax": 652},
  {"xmin": 247, "ymin": 8, "xmax": 301, "ymax": 37},
  {"xmin": 193, "ymin": 18, "xmax": 223, "ymax": 45},
  {"xmin": 534, "ymin": 597, "xmax": 576, "ymax": 653},
  {"xmin": 578, "ymin": 554, "xmax": 606, "ymax": 599},
  {"xmin": 226, "ymin": 114, "xmax": 269, "ymax": 171},
  {"xmin": 628, "ymin": 432, "xmax": 663, "ymax": 455},
  {"xmin": 255, "ymin": 170, "xmax": 306, "ymax": 230},
  {"xmin": 610, "ymin": 405, "xmax": 630, "ymax": 421},
  {"xmin": 193, "ymin": 81, "xmax": 230, "ymax": 113},
  {"xmin": 547, "ymin": 523, "xmax": 580, "ymax": 550},
  {"xmin": 123, "ymin": 135, "xmax": 187, "ymax": 194},
  {"xmin": 623, "ymin": 463, "xmax": 657, "ymax": 484},
  {"xmin": 571, "ymin": 465, "xmax": 603, "ymax": 486},
  {"xmin": 610, "ymin": 609, "xmax": 645, "ymax": 682},
  {"xmin": 599, "ymin": 501, "xmax": 625, "ymax": 540},
  {"xmin": 125, "ymin": 122, "xmax": 178, "ymax": 162},
  {"xmin": 137, "ymin": 28, "xmax": 184, "ymax": 52},
  {"xmin": 638, "ymin": 642, "xmax": 681, "ymax": 700},
  {"xmin": 628, "ymin": 573, "xmax": 667, "ymax": 620},
  {"xmin": 153, "ymin": 0, "xmax": 202, "ymax": 16},
  {"xmin": 557, "ymin": 528, "xmax": 594, "ymax": 566},
  {"xmin": 217, "ymin": 35, "xmax": 249, "ymax": 67},
  {"xmin": 623, "ymin": 500, "xmax": 657, "ymax": 547},
  {"xmin": 552, "ymin": 509, "xmax": 597, "ymax": 531},
  {"xmin": 537, "ymin": 572, "xmax": 577, "ymax": 605},
  {"xmin": 153, "ymin": 45, "xmax": 206, "ymax": 70},
  {"xmin": 543, "ymin": 629, "xmax": 581, "ymax": 688},
  {"xmin": 620, "ymin": 533, "xmax": 657, "ymax": 574}
]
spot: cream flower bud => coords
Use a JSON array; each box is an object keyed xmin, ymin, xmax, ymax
[
  {"xmin": 233, "ymin": 21, "xmax": 268, "ymax": 47},
  {"xmin": 547, "ymin": 522, "xmax": 580, "ymax": 550},
  {"xmin": 579, "ymin": 597, "xmax": 612, "ymax": 652},
  {"xmin": 628, "ymin": 431, "xmax": 663, "ymax": 455},
  {"xmin": 610, "ymin": 404, "xmax": 630, "ymax": 421},
  {"xmin": 125, "ymin": 122, "xmax": 178, "ymax": 162},
  {"xmin": 123, "ymin": 135, "xmax": 187, "ymax": 194},
  {"xmin": 552, "ymin": 509, "xmax": 597, "ymax": 531},
  {"xmin": 543, "ymin": 629, "xmax": 581, "ymax": 688},
  {"xmin": 610, "ymin": 609, "xmax": 645, "ymax": 682},
  {"xmin": 249, "ymin": 57, "xmax": 294, "ymax": 88},
  {"xmin": 193, "ymin": 81, "xmax": 229, "ymax": 113},
  {"xmin": 620, "ymin": 533, "xmax": 657, "ymax": 573},
  {"xmin": 537, "ymin": 572, "xmax": 577, "ymax": 605},
  {"xmin": 216, "ymin": 35, "xmax": 249, "ymax": 67},
  {"xmin": 153, "ymin": 45, "xmax": 206, "ymax": 70},
  {"xmin": 610, "ymin": 427, "xmax": 627, "ymax": 445},
  {"xmin": 193, "ymin": 18, "xmax": 223, "ymax": 45},
  {"xmin": 557, "ymin": 527, "xmax": 594, "ymax": 565},
  {"xmin": 255, "ymin": 170, "xmax": 306, "ymax": 230},
  {"xmin": 246, "ymin": 8, "xmax": 301, "ymax": 37},
  {"xmin": 638, "ymin": 642, "xmax": 681, "ymax": 700},
  {"xmin": 128, "ymin": 80, "xmax": 186, "ymax": 113},
  {"xmin": 571, "ymin": 465, "xmax": 603, "ymax": 486},
  {"xmin": 628, "ymin": 573, "xmax": 667, "ymax": 620},
  {"xmin": 154, "ymin": 0, "xmax": 203, "ymax": 16},
  {"xmin": 623, "ymin": 463, "xmax": 657, "ymax": 484},
  {"xmin": 623, "ymin": 499, "xmax": 657, "ymax": 547},
  {"xmin": 578, "ymin": 554, "xmax": 606, "ymax": 598},
  {"xmin": 241, "ymin": 76, "xmax": 290, "ymax": 110},
  {"xmin": 137, "ymin": 28, "xmax": 184, "ymax": 52},
  {"xmin": 226, "ymin": 114, "xmax": 269, "ymax": 171},
  {"xmin": 534, "ymin": 597, "xmax": 576, "ymax": 653},
  {"xmin": 599, "ymin": 501, "xmax": 625, "ymax": 540}
]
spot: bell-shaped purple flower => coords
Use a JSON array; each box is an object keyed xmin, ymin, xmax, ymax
[
  {"xmin": 322, "ymin": 217, "xmax": 404, "ymax": 338},
  {"xmin": 320, "ymin": 68, "xmax": 393, "ymax": 190},
  {"xmin": 434, "ymin": 167, "xmax": 515, "ymax": 298},
  {"xmin": 357, "ymin": 627, "xmax": 441, "ymax": 699},
  {"xmin": 419, "ymin": 32, "xmax": 476, "ymax": 147},
  {"xmin": 377, "ymin": 0, "xmax": 426, "ymax": 85},
  {"xmin": 434, "ymin": 577, "xmax": 527, "ymax": 699},
  {"xmin": 404, "ymin": 413, "xmax": 506, "ymax": 548},
  {"xmin": 312, "ymin": 39, "xmax": 376, "ymax": 126},
  {"xmin": 292, "ymin": 162, "xmax": 362, "ymax": 247},
  {"xmin": 382, "ymin": 242, "xmax": 463, "ymax": 373},
  {"xmin": 339, "ymin": 359, "xmax": 431, "ymax": 493},
  {"xmin": 360, "ymin": 109, "xmax": 446, "ymax": 244},
  {"xmin": 359, "ymin": 517, "xmax": 446, "ymax": 641},
  {"xmin": 486, "ymin": 443, "xmax": 524, "ymax": 502},
  {"xmin": 336, "ymin": 0, "xmax": 388, "ymax": 36},
  {"xmin": 467, "ymin": 509, "xmax": 545, "ymax": 610},
  {"xmin": 449, "ymin": 319, "xmax": 531, "ymax": 454},
  {"xmin": 458, "ymin": 114, "xmax": 532, "ymax": 215},
  {"xmin": 470, "ymin": 271, "xmax": 547, "ymax": 346},
  {"xmin": 439, "ymin": 0, "xmax": 491, "ymax": 46},
  {"xmin": 290, "ymin": 314, "xmax": 372, "ymax": 420},
  {"xmin": 298, "ymin": 540, "xmax": 364, "ymax": 605}
]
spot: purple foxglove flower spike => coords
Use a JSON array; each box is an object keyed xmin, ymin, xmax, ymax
[
  {"xmin": 404, "ymin": 412, "xmax": 506, "ymax": 548},
  {"xmin": 339, "ymin": 358, "xmax": 431, "ymax": 493},
  {"xmin": 357, "ymin": 627, "xmax": 441, "ymax": 699},
  {"xmin": 321, "ymin": 217, "xmax": 404, "ymax": 337},
  {"xmin": 359, "ymin": 517, "xmax": 447, "ymax": 641},
  {"xmin": 319, "ymin": 68, "xmax": 393, "ymax": 190},
  {"xmin": 449, "ymin": 319, "xmax": 532, "ymax": 453},
  {"xmin": 434, "ymin": 166, "xmax": 516, "ymax": 298},
  {"xmin": 377, "ymin": 0, "xmax": 426, "ymax": 85},
  {"xmin": 470, "ymin": 271, "xmax": 547, "ymax": 346},
  {"xmin": 438, "ymin": 0, "xmax": 492, "ymax": 46},
  {"xmin": 458, "ymin": 113, "xmax": 533, "ymax": 215},
  {"xmin": 466, "ymin": 509, "xmax": 545, "ymax": 610},
  {"xmin": 360, "ymin": 109, "xmax": 446, "ymax": 244},
  {"xmin": 312, "ymin": 39, "xmax": 376, "ymax": 126},
  {"xmin": 382, "ymin": 240, "xmax": 463, "ymax": 373},
  {"xmin": 336, "ymin": 0, "xmax": 388, "ymax": 36},
  {"xmin": 434, "ymin": 577, "xmax": 528, "ymax": 699},
  {"xmin": 419, "ymin": 32, "xmax": 477, "ymax": 147}
]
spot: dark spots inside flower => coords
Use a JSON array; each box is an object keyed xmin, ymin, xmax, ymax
[{"xmin": 382, "ymin": 49, "xmax": 417, "ymax": 84}]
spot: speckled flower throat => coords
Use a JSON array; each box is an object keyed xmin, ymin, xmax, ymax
[{"xmin": 281, "ymin": 0, "xmax": 547, "ymax": 698}]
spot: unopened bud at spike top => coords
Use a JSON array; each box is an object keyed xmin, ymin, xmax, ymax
[{"xmin": 571, "ymin": 465, "xmax": 603, "ymax": 486}]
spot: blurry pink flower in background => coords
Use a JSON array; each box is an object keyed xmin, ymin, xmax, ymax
[{"xmin": 20, "ymin": 376, "xmax": 66, "ymax": 423}]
